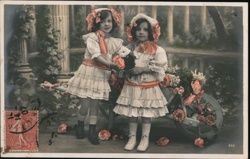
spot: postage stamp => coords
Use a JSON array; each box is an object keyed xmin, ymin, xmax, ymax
[{"xmin": 4, "ymin": 110, "xmax": 39, "ymax": 152}]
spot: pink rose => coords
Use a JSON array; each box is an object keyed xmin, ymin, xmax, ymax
[
  {"xmin": 191, "ymin": 80, "xmax": 202, "ymax": 95},
  {"xmin": 157, "ymin": 137, "xmax": 170, "ymax": 146},
  {"xmin": 113, "ymin": 55, "xmax": 125, "ymax": 69},
  {"xmin": 206, "ymin": 115, "xmax": 216, "ymax": 126},
  {"xmin": 178, "ymin": 86, "xmax": 185, "ymax": 94},
  {"xmin": 112, "ymin": 134, "xmax": 118, "ymax": 140},
  {"xmin": 184, "ymin": 93, "xmax": 196, "ymax": 106},
  {"xmin": 197, "ymin": 103, "xmax": 205, "ymax": 113},
  {"xmin": 197, "ymin": 115, "xmax": 206, "ymax": 126},
  {"xmin": 58, "ymin": 123, "xmax": 68, "ymax": 133},
  {"xmin": 160, "ymin": 74, "xmax": 171, "ymax": 88},
  {"xmin": 119, "ymin": 134, "xmax": 125, "ymax": 140},
  {"xmin": 172, "ymin": 109, "xmax": 185, "ymax": 123},
  {"xmin": 194, "ymin": 137, "xmax": 204, "ymax": 148},
  {"xmin": 196, "ymin": 90, "xmax": 204, "ymax": 100},
  {"xmin": 98, "ymin": 129, "xmax": 111, "ymax": 141}
]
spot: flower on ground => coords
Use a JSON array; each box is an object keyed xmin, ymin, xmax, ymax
[
  {"xmin": 112, "ymin": 134, "xmax": 118, "ymax": 140},
  {"xmin": 194, "ymin": 137, "xmax": 205, "ymax": 148},
  {"xmin": 58, "ymin": 123, "xmax": 68, "ymax": 133},
  {"xmin": 172, "ymin": 109, "xmax": 185, "ymax": 123},
  {"xmin": 98, "ymin": 129, "xmax": 111, "ymax": 141},
  {"xmin": 157, "ymin": 137, "xmax": 170, "ymax": 146}
]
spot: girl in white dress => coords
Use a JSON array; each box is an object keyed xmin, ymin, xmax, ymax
[
  {"xmin": 113, "ymin": 13, "xmax": 169, "ymax": 151},
  {"xmin": 67, "ymin": 7, "xmax": 130, "ymax": 145}
]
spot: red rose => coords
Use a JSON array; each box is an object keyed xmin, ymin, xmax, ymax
[
  {"xmin": 157, "ymin": 137, "xmax": 170, "ymax": 146},
  {"xmin": 172, "ymin": 109, "xmax": 185, "ymax": 123},
  {"xmin": 113, "ymin": 55, "xmax": 125, "ymax": 69},
  {"xmin": 206, "ymin": 115, "xmax": 216, "ymax": 126},
  {"xmin": 58, "ymin": 123, "xmax": 68, "ymax": 133},
  {"xmin": 197, "ymin": 114, "xmax": 206, "ymax": 126},
  {"xmin": 194, "ymin": 137, "xmax": 204, "ymax": 148},
  {"xmin": 98, "ymin": 129, "xmax": 111, "ymax": 141}
]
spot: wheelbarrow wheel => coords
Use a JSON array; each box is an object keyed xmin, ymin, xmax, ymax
[{"xmin": 175, "ymin": 93, "xmax": 223, "ymax": 140}]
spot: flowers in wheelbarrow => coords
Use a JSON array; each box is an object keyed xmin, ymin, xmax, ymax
[
  {"xmin": 58, "ymin": 123, "xmax": 68, "ymax": 133},
  {"xmin": 172, "ymin": 109, "xmax": 186, "ymax": 123},
  {"xmin": 194, "ymin": 137, "xmax": 205, "ymax": 148},
  {"xmin": 157, "ymin": 137, "xmax": 170, "ymax": 146},
  {"xmin": 98, "ymin": 129, "xmax": 111, "ymax": 141}
]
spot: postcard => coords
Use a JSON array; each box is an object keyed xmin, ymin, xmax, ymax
[{"xmin": 0, "ymin": 1, "xmax": 248, "ymax": 158}]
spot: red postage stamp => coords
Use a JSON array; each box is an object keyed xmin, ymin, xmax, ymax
[{"xmin": 5, "ymin": 110, "xmax": 39, "ymax": 152}]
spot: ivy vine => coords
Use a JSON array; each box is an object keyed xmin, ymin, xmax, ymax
[
  {"xmin": 7, "ymin": 5, "xmax": 34, "ymax": 83},
  {"xmin": 35, "ymin": 5, "xmax": 63, "ymax": 84}
]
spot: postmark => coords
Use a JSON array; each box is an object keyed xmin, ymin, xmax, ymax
[{"xmin": 4, "ymin": 110, "xmax": 39, "ymax": 152}]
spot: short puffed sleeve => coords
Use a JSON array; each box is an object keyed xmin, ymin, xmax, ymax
[
  {"xmin": 82, "ymin": 33, "xmax": 102, "ymax": 59},
  {"xmin": 148, "ymin": 46, "xmax": 168, "ymax": 81}
]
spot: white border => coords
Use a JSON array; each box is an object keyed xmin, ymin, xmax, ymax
[{"xmin": 0, "ymin": 1, "xmax": 248, "ymax": 158}]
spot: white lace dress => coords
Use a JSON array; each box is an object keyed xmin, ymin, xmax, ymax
[
  {"xmin": 113, "ymin": 46, "xmax": 169, "ymax": 118},
  {"xmin": 67, "ymin": 32, "xmax": 129, "ymax": 100}
]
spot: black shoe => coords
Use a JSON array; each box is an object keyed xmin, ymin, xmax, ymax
[
  {"xmin": 88, "ymin": 124, "xmax": 100, "ymax": 145},
  {"xmin": 75, "ymin": 120, "xmax": 85, "ymax": 139}
]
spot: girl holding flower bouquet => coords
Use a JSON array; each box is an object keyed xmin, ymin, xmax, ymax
[
  {"xmin": 113, "ymin": 13, "xmax": 169, "ymax": 151},
  {"xmin": 67, "ymin": 7, "xmax": 130, "ymax": 145}
]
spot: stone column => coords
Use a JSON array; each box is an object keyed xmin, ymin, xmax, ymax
[
  {"xmin": 137, "ymin": 6, "xmax": 141, "ymax": 14},
  {"xmin": 184, "ymin": 6, "xmax": 190, "ymax": 35},
  {"xmin": 167, "ymin": 6, "xmax": 174, "ymax": 44},
  {"xmin": 119, "ymin": 6, "xmax": 125, "ymax": 38},
  {"xmin": 167, "ymin": 53, "xmax": 174, "ymax": 67},
  {"xmin": 70, "ymin": 5, "xmax": 75, "ymax": 34},
  {"xmin": 50, "ymin": 5, "xmax": 70, "ymax": 82},
  {"xmin": 151, "ymin": 6, "xmax": 157, "ymax": 19},
  {"xmin": 201, "ymin": 6, "xmax": 207, "ymax": 32},
  {"xmin": 27, "ymin": 5, "xmax": 37, "ymax": 53}
]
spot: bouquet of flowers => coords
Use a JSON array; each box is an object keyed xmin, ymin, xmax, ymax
[{"xmin": 160, "ymin": 66, "xmax": 216, "ymax": 128}]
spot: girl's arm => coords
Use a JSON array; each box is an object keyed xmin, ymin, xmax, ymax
[
  {"xmin": 95, "ymin": 56, "xmax": 119, "ymax": 70},
  {"xmin": 128, "ymin": 66, "xmax": 152, "ymax": 75}
]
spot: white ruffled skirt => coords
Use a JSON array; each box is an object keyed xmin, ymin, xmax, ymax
[
  {"xmin": 67, "ymin": 64, "xmax": 111, "ymax": 100},
  {"xmin": 113, "ymin": 84, "xmax": 169, "ymax": 118}
]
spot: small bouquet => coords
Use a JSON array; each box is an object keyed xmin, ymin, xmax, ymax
[{"xmin": 113, "ymin": 53, "xmax": 136, "ymax": 70}]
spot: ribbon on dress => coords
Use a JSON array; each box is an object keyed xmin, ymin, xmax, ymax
[
  {"xmin": 82, "ymin": 58, "xmax": 110, "ymax": 70},
  {"xmin": 95, "ymin": 30, "xmax": 108, "ymax": 55},
  {"xmin": 124, "ymin": 79, "xmax": 159, "ymax": 88},
  {"xmin": 137, "ymin": 41, "xmax": 158, "ymax": 55}
]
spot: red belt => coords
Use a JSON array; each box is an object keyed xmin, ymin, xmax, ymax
[
  {"xmin": 124, "ymin": 79, "xmax": 159, "ymax": 88},
  {"xmin": 82, "ymin": 58, "xmax": 110, "ymax": 70}
]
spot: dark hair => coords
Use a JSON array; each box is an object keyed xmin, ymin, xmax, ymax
[
  {"xmin": 131, "ymin": 18, "xmax": 154, "ymax": 41},
  {"xmin": 92, "ymin": 10, "xmax": 118, "ymax": 33}
]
